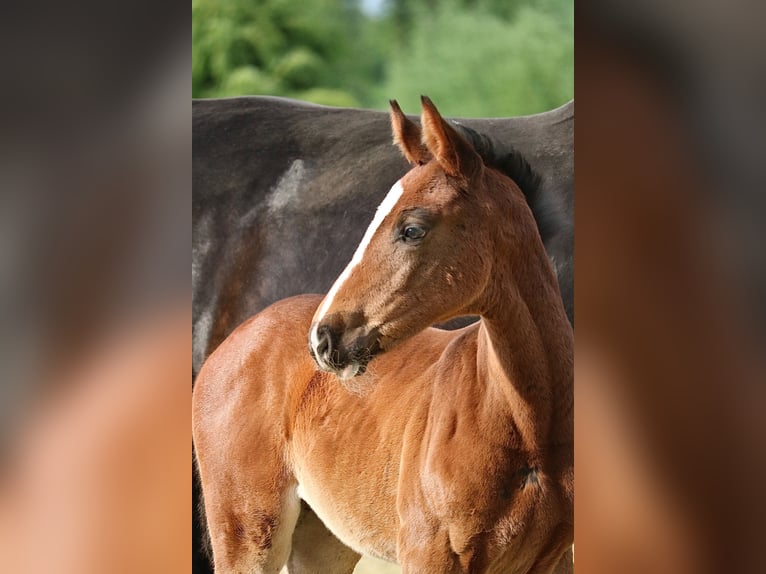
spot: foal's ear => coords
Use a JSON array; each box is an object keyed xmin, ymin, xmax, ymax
[
  {"xmin": 389, "ymin": 100, "xmax": 430, "ymax": 165},
  {"xmin": 420, "ymin": 95, "xmax": 481, "ymax": 180}
]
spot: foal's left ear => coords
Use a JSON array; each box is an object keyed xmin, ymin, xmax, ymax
[
  {"xmin": 420, "ymin": 96, "xmax": 482, "ymax": 181},
  {"xmin": 389, "ymin": 100, "xmax": 431, "ymax": 165}
]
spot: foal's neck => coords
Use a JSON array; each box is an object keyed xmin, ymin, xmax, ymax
[{"xmin": 476, "ymin": 202, "xmax": 573, "ymax": 454}]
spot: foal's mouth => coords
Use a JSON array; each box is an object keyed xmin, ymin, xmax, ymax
[
  {"xmin": 308, "ymin": 339, "xmax": 380, "ymax": 381},
  {"xmin": 333, "ymin": 360, "xmax": 366, "ymax": 381}
]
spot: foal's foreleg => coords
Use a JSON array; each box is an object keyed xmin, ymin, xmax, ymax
[
  {"xmin": 202, "ymin": 479, "xmax": 301, "ymax": 574},
  {"xmin": 397, "ymin": 528, "xmax": 463, "ymax": 574}
]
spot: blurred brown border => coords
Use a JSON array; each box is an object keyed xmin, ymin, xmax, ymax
[{"xmin": 576, "ymin": 2, "xmax": 766, "ymax": 572}]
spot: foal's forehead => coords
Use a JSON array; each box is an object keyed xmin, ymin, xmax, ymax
[{"xmin": 398, "ymin": 162, "xmax": 459, "ymax": 204}]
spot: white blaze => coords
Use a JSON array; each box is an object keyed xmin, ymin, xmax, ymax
[{"xmin": 312, "ymin": 179, "xmax": 404, "ymax": 332}]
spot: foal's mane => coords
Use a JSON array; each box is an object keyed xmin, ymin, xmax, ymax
[{"xmin": 452, "ymin": 123, "xmax": 560, "ymax": 248}]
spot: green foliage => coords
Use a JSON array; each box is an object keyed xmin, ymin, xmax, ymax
[
  {"xmin": 192, "ymin": 0, "xmax": 573, "ymax": 117},
  {"xmin": 220, "ymin": 66, "xmax": 280, "ymax": 96},
  {"xmin": 374, "ymin": 0, "xmax": 573, "ymax": 116},
  {"xmin": 273, "ymin": 49, "xmax": 323, "ymax": 91},
  {"xmin": 297, "ymin": 88, "xmax": 361, "ymax": 108},
  {"xmin": 191, "ymin": 0, "xmax": 374, "ymax": 101}
]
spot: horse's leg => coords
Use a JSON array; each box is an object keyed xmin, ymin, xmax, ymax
[
  {"xmin": 194, "ymin": 297, "xmax": 326, "ymax": 572},
  {"xmin": 397, "ymin": 528, "xmax": 461, "ymax": 574},
  {"xmin": 286, "ymin": 501, "xmax": 362, "ymax": 574},
  {"xmin": 201, "ymin": 474, "xmax": 301, "ymax": 574},
  {"xmin": 195, "ymin": 398, "xmax": 300, "ymax": 573}
]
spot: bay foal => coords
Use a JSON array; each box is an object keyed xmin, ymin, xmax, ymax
[{"xmin": 192, "ymin": 97, "xmax": 573, "ymax": 573}]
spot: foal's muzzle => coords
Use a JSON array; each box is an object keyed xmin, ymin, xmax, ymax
[{"xmin": 308, "ymin": 319, "xmax": 380, "ymax": 380}]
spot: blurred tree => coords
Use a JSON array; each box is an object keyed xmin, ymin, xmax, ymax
[
  {"xmin": 382, "ymin": 0, "xmax": 570, "ymax": 39},
  {"xmin": 374, "ymin": 0, "xmax": 573, "ymax": 116},
  {"xmin": 192, "ymin": 0, "xmax": 573, "ymax": 116},
  {"xmin": 192, "ymin": 0, "xmax": 382, "ymax": 106}
]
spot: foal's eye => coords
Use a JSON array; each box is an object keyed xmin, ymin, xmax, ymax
[{"xmin": 401, "ymin": 225, "xmax": 427, "ymax": 243}]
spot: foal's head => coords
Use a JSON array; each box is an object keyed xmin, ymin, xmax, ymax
[{"xmin": 309, "ymin": 97, "xmax": 544, "ymax": 380}]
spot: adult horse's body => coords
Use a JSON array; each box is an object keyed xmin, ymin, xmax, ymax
[
  {"xmin": 193, "ymin": 99, "xmax": 573, "ymax": 572},
  {"xmin": 192, "ymin": 96, "xmax": 573, "ymax": 380}
]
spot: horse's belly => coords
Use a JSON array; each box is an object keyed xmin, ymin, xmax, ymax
[{"xmin": 293, "ymin": 459, "xmax": 399, "ymax": 561}]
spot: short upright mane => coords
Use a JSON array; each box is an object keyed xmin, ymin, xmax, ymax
[{"xmin": 452, "ymin": 123, "xmax": 560, "ymax": 248}]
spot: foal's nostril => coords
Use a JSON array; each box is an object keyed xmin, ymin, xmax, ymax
[{"xmin": 314, "ymin": 326, "xmax": 333, "ymax": 364}]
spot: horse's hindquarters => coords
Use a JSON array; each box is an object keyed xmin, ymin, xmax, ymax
[{"xmin": 192, "ymin": 295, "xmax": 323, "ymax": 572}]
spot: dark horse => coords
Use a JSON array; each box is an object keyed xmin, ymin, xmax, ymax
[{"xmin": 192, "ymin": 96, "xmax": 573, "ymax": 573}]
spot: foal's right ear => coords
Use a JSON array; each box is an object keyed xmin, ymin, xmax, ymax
[{"xmin": 389, "ymin": 100, "xmax": 431, "ymax": 165}]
